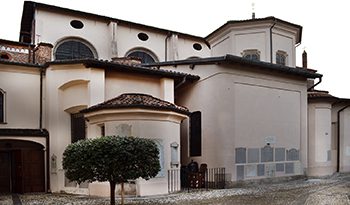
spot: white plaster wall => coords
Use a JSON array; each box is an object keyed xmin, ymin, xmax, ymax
[
  {"xmin": 307, "ymin": 102, "xmax": 335, "ymax": 176},
  {"xmin": 0, "ymin": 66, "xmax": 40, "ymax": 128},
  {"xmin": 272, "ymin": 31, "xmax": 295, "ymax": 67},
  {"xmin": 340, "ymin": 108, "xmax": 350, "ymax": 172},
  {"xmin": 175, "ymin": 37, "xmax": 210, "ymax": 60},
  {"xmin": 171, "ymin": 63, "xmax": 307, "ymax": 181},
  {"xmin": 35, "ymin": 9, "xmax": 111, "ymax": 60},
  {"xmin": 234, "ymin": 30, "xmax": 269, "ymax": 61},
  {"xmin": 105, "ymin": 72, "xmax": 162, "ymax": 100},
  {"xmin": 209, "ymin": 25, "xmax": 297, "ymax": 67}
]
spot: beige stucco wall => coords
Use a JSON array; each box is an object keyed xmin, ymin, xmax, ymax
[
  {"xmin": 308, "ymin": 102, "xmax": 336, "ymax": 176},
  {"xmin": 85, "ymin": 109, "xmax": 186, "ymax": 196},
  {"xmin": 0, "ymin": 65, "xmax": 41, "ymax": 128},
  {"xmin": 34, "ymin": 9, "xmax": 209, "ymax": 62},
  {"xmin": 169, "ymin": 63, "xmax": 307, "ymax": 181},
  {"xmin": 45, "ymin": 64, "xmax": 105, "ymax": 192},
  {"xmin": 105, "ymin": 72, "xmax": 162, "ymax": 100}
]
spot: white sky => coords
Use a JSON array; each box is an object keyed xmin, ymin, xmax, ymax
[{"xmin": 1, "ymin": 0, "xmax": 349, "ymax": 98}]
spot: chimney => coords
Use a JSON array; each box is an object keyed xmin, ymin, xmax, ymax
[
  {"xmin": 34, "ymin": 42, "xmax": 53, "ymax": 64},
  {"xmin": 111, "ymin": 56, "xmax": 142, "ymax": 65},
  {"xmin": 302, "ymin": 50, "xmax": 307, "ymax": 68}
]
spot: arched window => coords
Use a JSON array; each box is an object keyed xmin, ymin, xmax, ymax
[
  {"xmin": 0, "ymin": 89, "xmax": 5, "ymax": 123},
  {"xmin": 242, "ymin": 49, "xmax": 260, "ymax": 61},
  {"xmin": 276, "ymin": 50, "xmax": 288, "ymax": 66},
  {"xmin": 55, "ymin": 39, "xmax": 96, "ymax": 60},
  {"xmin": 126, "ymin": 50, "xmax": 157, "ymax": 64}
]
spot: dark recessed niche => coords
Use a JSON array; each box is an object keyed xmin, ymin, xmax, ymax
[
  {"xmin": 193, "ymin": 43, "xmax": 202, "ymax": 51},
  {"xmin": 0, "ymin": 53, "xmax": 10, "ymax": 60},
  {"xmin": 138, "ymin": 32, "xmax": 149, "ymax": 41},
  {"xmin": 70, "ymin": 20, "xmax": 84, "ymax": 29}
]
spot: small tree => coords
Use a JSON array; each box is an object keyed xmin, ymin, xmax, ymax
[{"xmin": 63, "ymin": 136, "xmax": 160, "ymax": 205}]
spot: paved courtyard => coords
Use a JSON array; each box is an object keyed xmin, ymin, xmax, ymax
[{"xmin": 1, "ymin": 173, "xmax": 350, "ymax": 205}]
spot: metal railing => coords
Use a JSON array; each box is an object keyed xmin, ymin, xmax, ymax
[
  {"xmin": 168, "ymin": 169, "xmax": 181, "ymax": 193},
  {"xmin": 168, "ymin": 167, "xmax": 226, "ymax": 193}
]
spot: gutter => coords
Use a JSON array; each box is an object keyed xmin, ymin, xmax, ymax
[
  {"xmin": 270, "ymin": 20, "xmax": 277, "ymax": 63},
  {"xmin": 336, "ymin": 105, "xmax": 350, "ymax": 172},
  {"xmin": 307, "ymin": 76, "xmax": 322, "ymax": 91}
]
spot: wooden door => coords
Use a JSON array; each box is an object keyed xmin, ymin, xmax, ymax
[
  {"xmin": 12, "ymin": 150, "xmax": 23, "ymax": 194},
  {"xmin": 0, "ymin": 151, "xmax": 11, "ymax": 193},
  {"xmin": 22, "ymin": 149, "xmax": 45, "ymax": 192}
]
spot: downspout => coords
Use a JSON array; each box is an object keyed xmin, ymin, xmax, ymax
[
  {"xmin": 39, "ymin": 67, "xmax": 43, "ymax": 129},
  {"xmin": 336, "ymin": 105, "xmax": 350, "ymax": 172},
  {"xmin": 307, "ymin": 76, "xmax": 322, "ymax": 91},
  {"xmin": 46, "ymin": 132, "xmax": 50, "ymax": 192},
  {"xmin": 164, "ymin": 32, "xmax": 172, "ymax": 61},
  {"xmin": 270, "ymin": 21, "xmax": 277, "ymax": 63}
]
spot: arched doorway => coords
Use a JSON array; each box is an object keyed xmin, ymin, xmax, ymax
[{"xmin": 0, "ymin": 140, "xmax": 45, "ymax": 193}]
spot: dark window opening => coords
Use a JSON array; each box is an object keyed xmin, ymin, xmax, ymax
[
  {"xmin": 243, "ymin": 53, "xmax": 260, "ymax": 61},
  {"xmin": 137, "ymin": 33, "xmax": 149, "ymax": 41},
  {"xmin": 276, "ymin": 52, "xmax": 287, "ymax": 65},
  {"xmin": 190, "ymin": 111, "xmax": 202, "ymax": 157},
  {"xmin": 70, "ymin": 20, "xmax": 84, "ymax": 29},
  {"xmin": 127, "ymin": 51, "xmax": 155, "ymax": 64},
  {"xmin": 100, "ymin": 125, "xmax": 105, "ymax": 137},
  {"xmin": 0, "ymin": 91, "xmax": 4, "ymax": 123},
  {"xmin": 71, "ymin": 113, "xmax": 86, "ymax": 143},
  {"xmin": 55, "ymin": 40, "xmax": 94, "ymax": 60},
  {"xmin": 0, "ymin": 53, "xmax": 10, "ymax": 60},
  {"xmin": 193, "ymin": 43, "xmax": 202, "ymax": 51}
]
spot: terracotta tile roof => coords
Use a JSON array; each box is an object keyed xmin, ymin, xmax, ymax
[
  {"xmin": 308, "ymin": 90, "xmax": 338, "ymax": 101},
  {"xmin": 81, "ymin": 93, "xmax": 190, "ymax": 115},
  {"xmin": 0, "ymin": 128, "xmax": 49, "ymax": 137},
  {"xmin": 47, "ymin": 59, "xmax": 200, "ymax": 82}
]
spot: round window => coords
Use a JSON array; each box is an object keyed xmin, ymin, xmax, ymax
[
  {"xmin": 193, "ymin": 43, "xmax": 202, "ymax": 51},
  {"xmin": 70, "ymin": 20, "xmax": 84, "ymax": 29},
  {"xmin": 137, "ymin": 33, "xmax": 149, "ymax": 41}
]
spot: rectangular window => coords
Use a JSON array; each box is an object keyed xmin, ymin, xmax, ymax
[
  {"xmin": 0, "ymin": 91, "xmax": 4, "ymax": 123},
  {"xmin": 71, "ymin": 113, "xmax": 86, "ymax": 143},
  {"xmin": 190, "ymin": 111, "xmax": 202, "ymax": 157}
]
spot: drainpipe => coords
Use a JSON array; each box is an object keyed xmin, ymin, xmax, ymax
[
  {"xmin": 270, "ymin": 21, "xmax": 277, "ymax": 63},
  {"xmin": 39, "ymin": 67, "xmax": 44, "ymax": 129},
  {"xmin": 307, "ymin": 76, "xmax": 322, "ymax": 91},
  {"xmin": 46, "ymin": 132, "xmax": 50, "ymax": 192},
  {"xmin": 336, "ymin": 105, "xmax": 350, "ymax": 172},
  {"xmin": 164, "ymin": 32, "xmax": 172, "ymax": 61}
]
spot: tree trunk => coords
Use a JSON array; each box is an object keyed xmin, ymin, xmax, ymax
[
  {"xmin": 110, "ymin": 181, "xmax": 116, "ymax": 205},
  {"xmin": 121, "ymin": 182, "xmax": 125, "ymax": 205}
]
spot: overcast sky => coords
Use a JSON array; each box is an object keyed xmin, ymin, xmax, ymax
[{"xmin": 1, "ymin": 0, "xmax": 349, "ymax": 98}]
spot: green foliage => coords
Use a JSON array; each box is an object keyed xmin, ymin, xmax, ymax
[{"xmin": 62, "ymin": 136, "xmax": 161, "ymax": 184}]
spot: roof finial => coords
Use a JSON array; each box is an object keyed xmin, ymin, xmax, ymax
[{"xmin": 252, "ymin": 2, "xmax": 256, "ymax": 19}]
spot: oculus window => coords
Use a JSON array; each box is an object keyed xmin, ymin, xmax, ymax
[{"xmin": 55, "ymin": 40, "xmax": 95, "ymax": 60}]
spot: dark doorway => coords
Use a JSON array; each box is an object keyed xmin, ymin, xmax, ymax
[{"xmin": 0, "ymin": 140, "xmax": 45, "ymax": 193}]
